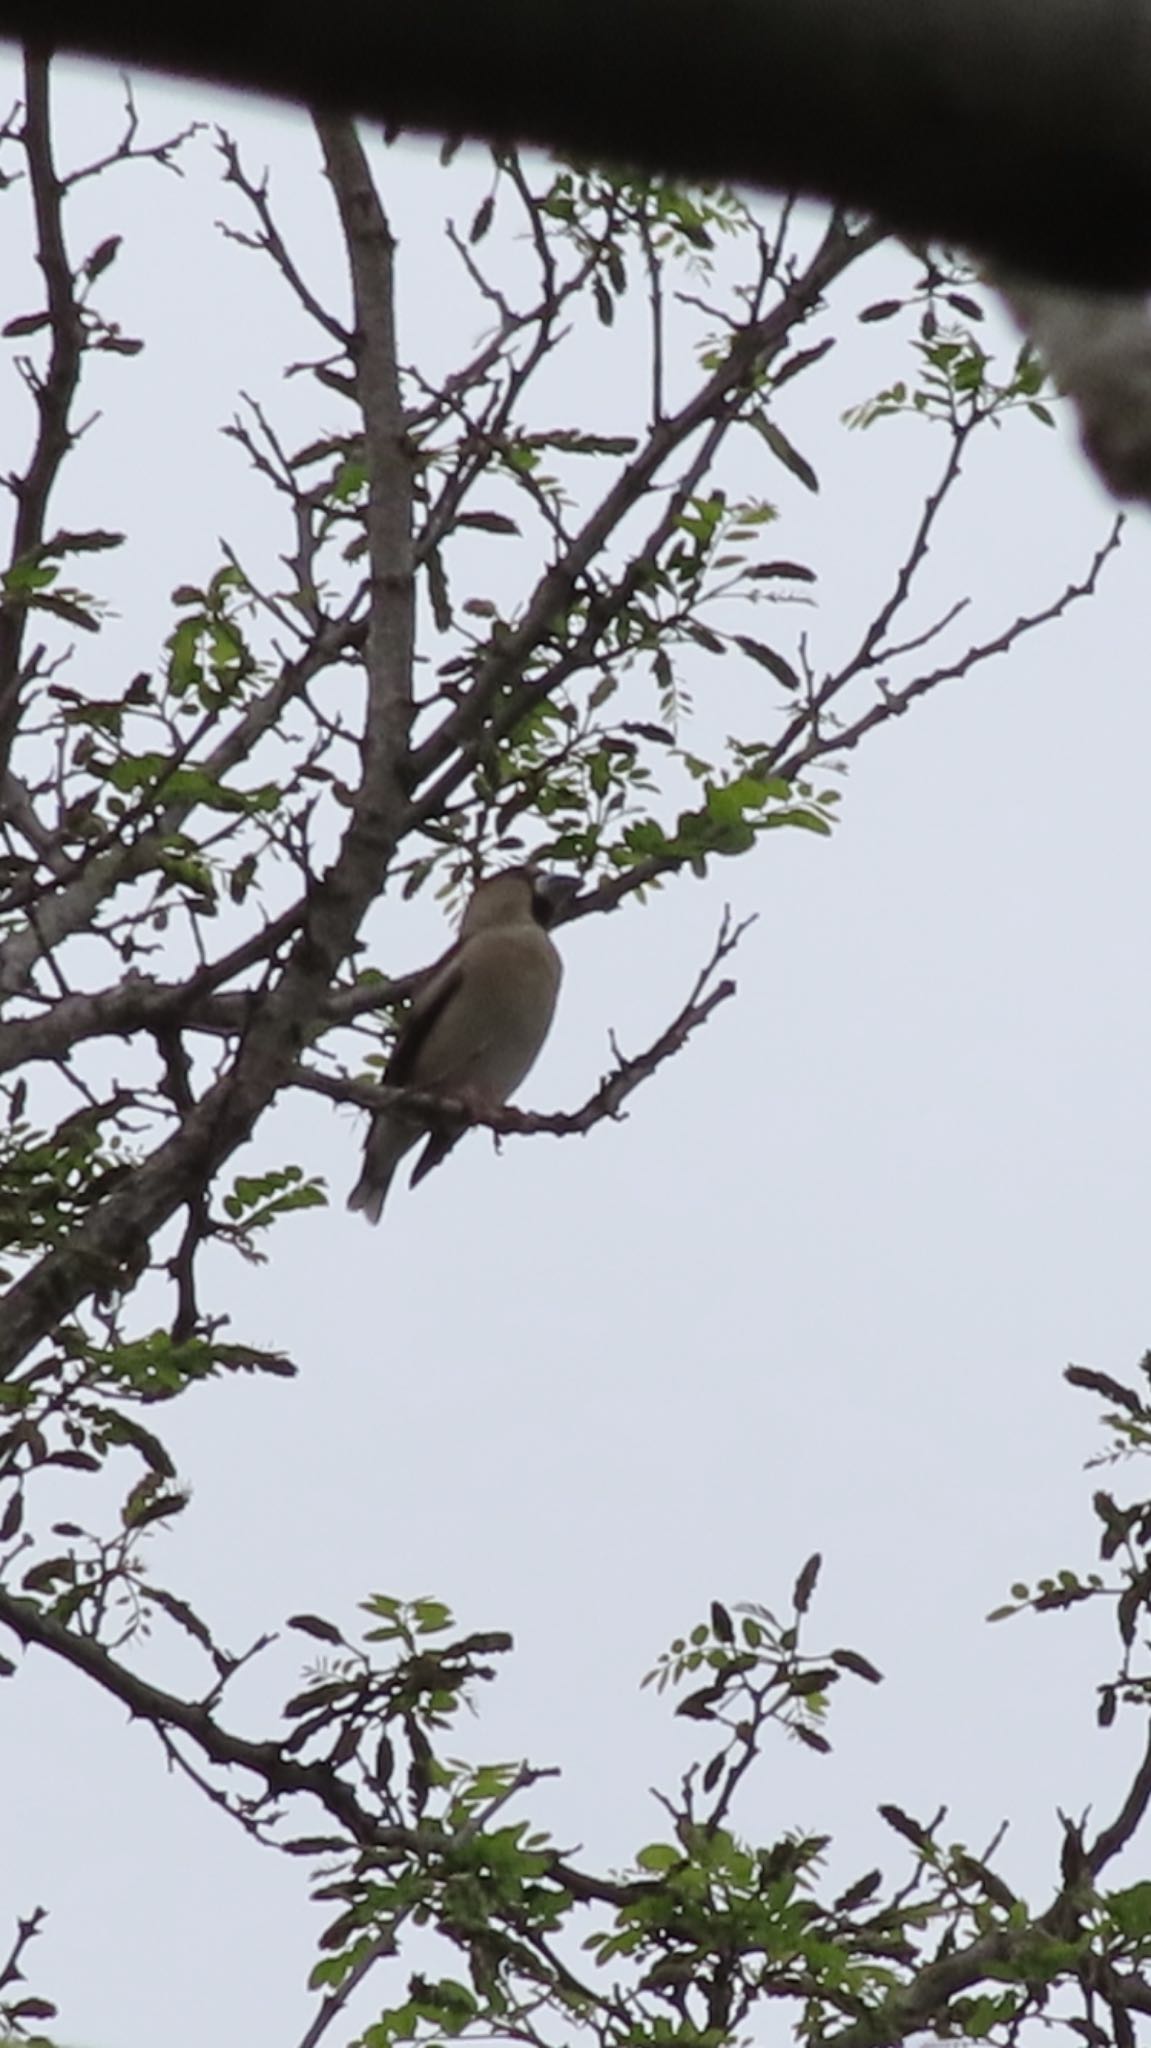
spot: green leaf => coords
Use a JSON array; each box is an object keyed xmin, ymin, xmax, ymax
[
  {"xmin": 635, "ymin": 1842, "xmax": 681, "ymax": 1872},
  {"xmin": 412, "ymin": 1597, "xmax": 452, "ymax": 1634},
  {"xmin": 1106, "ymin": 1880, "xmax": 1151, "ymax": 1940}
]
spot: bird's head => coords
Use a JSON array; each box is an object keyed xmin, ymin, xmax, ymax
[{"xmin": 459, "ymin": 865, "xmax": 581, "ymax": 936}]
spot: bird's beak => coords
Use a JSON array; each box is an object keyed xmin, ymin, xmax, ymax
[{"xmin": 533, "ymin": 872, "xmax": 583, "ymax": 924}]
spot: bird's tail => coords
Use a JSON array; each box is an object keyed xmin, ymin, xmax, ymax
[
  {"xmin": 347, "ymin": 1114, "xmax": 418, "ymax": 1225},
  {"xmin": 346, "ymin": 1163, "xmax": 396, "ymax": 1226},
  {"xmin": 348, "ymin": 1101, "xmax": 436, "ymax": 1223},
  {"xmin": 408, "ymin": 1119, "xmax": 466, "ymax": 1189}
]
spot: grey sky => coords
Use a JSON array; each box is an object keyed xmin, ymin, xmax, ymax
[{"xmin": 1, "ymin": 53, "xmax": 1149, "ymax": 2048}]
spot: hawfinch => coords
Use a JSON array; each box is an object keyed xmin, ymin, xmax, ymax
[{"xmin": 347, "ymin": 866, "xmax": 579, "ymax": 1223}]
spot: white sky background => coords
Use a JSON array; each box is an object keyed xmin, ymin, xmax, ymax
[{"xmin": 1, "ymin": 52, "xmax": 1150, "ymax": 2048}]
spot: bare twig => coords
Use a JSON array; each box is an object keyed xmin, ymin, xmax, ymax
[
  {"xmin": 216, "ymin": 128, "xmax": 350, "ymax": 345},
  {"xmin": 774, "ymin": 515, "xmax": 1125, "ymax": 781}
]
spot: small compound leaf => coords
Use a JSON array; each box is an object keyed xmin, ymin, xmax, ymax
[
  {"xmin": 3, "ymin": 310, "xmax": 51, "ymax": 338},
  {"xmin": 879, "ymin": 1803, "xmax": 932, "ymax": 1849},
  {"xmin": 710, "ymin": 1600, "xmax": 734, "ymax": 1643},
  {"xmin": 793, "ymin": 1553, "xmax": 821, "ymax": 1614},
  {"xmin": 288, "ymin": 1613, "xmax": 345, "ymax": 1646},
  {"xmin": 834, "ymin": 1869, "xmax": 882, "ymax": 1913},
  {"xmin": 456, "ymin": 510, "xmax": 521, "ymax": 536},
  {"xmin": 84, "ymin": 234, "xmax": 122, "ymax": 281},
  {"xmin": 1098, "ymin": 1686, "xmax": 1117, "ymax": 1729},
  {"xmin": 748, "ymin": 559, "xmax": 817, "ymax": 583},
  {"xmin": 772, "ymin": 337, "xmax": 836, "ymax": 390},
  {"xmin": 734, "ymin": 634, "xmax": 800, "ymax": 690},
  {"xmin": 676, "ymin": 1682, "xmax": 725, "ymax": 1720},
  {"xmin": 1065, "ymin": 1364, "xmax": 1142, "ymax": 1414},
  {"xmin": 831, "ymin": 1646, "xmax": 883, "ymax": 1684},
  {"xmin": 702, "ymin": 1751, "xmax": 725, "ymax": 1793},
  {"xmin": 756, "ymin": 416, "xmax": 820, "ymax": 492}
]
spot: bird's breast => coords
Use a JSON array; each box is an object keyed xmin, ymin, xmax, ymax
[{"xmin": 419, "ymin": 927, "xmax": 561, "ymax": 1104}]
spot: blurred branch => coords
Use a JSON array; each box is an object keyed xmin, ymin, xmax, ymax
[
  {"xmin": 997, "ymin": 271, "xmax": 1151, "ymax": 504},
  {"xmin": 7, "ymin": 0, "xmax": 1151, "ymax": 286}
]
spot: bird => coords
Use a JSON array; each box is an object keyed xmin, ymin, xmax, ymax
[{"xmin": 347, "ymin": 865, "xmax": 580, "ymax": 1223}]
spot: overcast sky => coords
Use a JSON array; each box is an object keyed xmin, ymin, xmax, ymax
[{"xmin": 1, "ymin": 53, "xmax": 1150, "ymax": 2048}]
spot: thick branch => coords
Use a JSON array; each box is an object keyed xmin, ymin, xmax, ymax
[
  {"xmin": 0, "ymin": 902, "xmax": 305, "ymax": 1073},
  {"xmin": 313, "ymin": 113, "xmax": 413, "ymax": 778}
]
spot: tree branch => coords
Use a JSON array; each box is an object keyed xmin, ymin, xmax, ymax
[
  {"xmin": 409, "ymin": 212, "xmax": 883, "ymax": 807},
  {"xmin": 0, "ymin": 119, "xmax": 416, "ymax": 1380},
  {"xmin": 313, "ymin": 112, "xmax": 414, "ymax": 782},
  {"xmin": 0, "ymin": 51, "xmax": 83, "ymax": 776},
  {"xmin": 0, "ymin": 1581, "xmax": 645, "ymax": 1913}
]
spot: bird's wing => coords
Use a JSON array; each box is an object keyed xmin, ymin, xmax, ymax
[{"xmin": 385, "ymin": 947, "xmax": 464, "ymax": 1088}]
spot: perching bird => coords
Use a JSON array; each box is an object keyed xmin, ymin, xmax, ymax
[{"xmin": 347, "ymin": 866, "xmax": 580, "ymax": 1223}]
